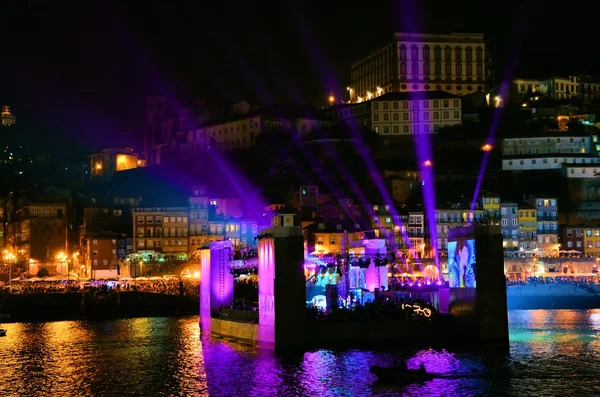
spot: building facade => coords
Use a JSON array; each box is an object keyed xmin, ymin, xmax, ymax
[
  {"xmin": 559, "ymin": 226, "xmax": 584, "ymax": 253},
  {"xmin": 88, "ymin": 232, "xmax": 119, "ymax": 279},
  {"xmin": 326, "ymin": 91, "xmax": 462, "ymax": 135},
  {"xmin": 518, "ymin": 204, "xmax": 538, "ymax": 251},
  {"xmin": 583, "ymin": 227, "xmax": 600, "ymax": 256},
  {"xmin": 133, "ymin": 207, "xmax": 189, "ymax": 255},
  {"xmin": 500, "ymin": 202, "xmax": 519, "ymax": 250},
  {"xmin": 348, "ymin": 32, "xmax": 486, "ymax": 102},
  {"xmin": 91, "ymin": 148, "xmax": 145, "ymax": 179},
  {"xmin": 511, "ymin": 75, "xmax": 600, "ymax": 104},
  {"xmin": 501, "ymin": 134, "xmax": 600, "ymax": 171},
  {"xmin": 435, "ymin": 206, "xmax": 484, "ymax": 254},
  {"xmin": 8, "ymin": 203, "xmax": 68, "ymax": 266},
  {"xmin": 526, "ymin": 197, "xmax": 559, "ymax": 254}
]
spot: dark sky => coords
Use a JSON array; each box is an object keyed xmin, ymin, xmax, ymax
[{"xmin": 0, "ymin": 0, "xmax": 596, "ymax": 152}]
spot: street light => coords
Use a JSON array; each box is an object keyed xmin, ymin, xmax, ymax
[
  {"xmin": 56, "ymin": 252, "xmax": 68, "ymax": 281},
  {"xmin": 481, "ymin": 143, "xmax": 493, "ymax": 152},
  {"xmin": 328, "ymin": 95, "xmax": 335, "ymax": 105},
  {"xmin": 3, "ymin": 253, "xmax": 15, "ymax": 284}
]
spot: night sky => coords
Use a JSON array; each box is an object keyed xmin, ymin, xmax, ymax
[{"xmin": 0, "ymin": 0, "xmax": 596, "ymax": 152}]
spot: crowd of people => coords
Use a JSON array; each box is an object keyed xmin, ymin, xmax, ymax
[{"xmin": 0, "ymin": 279, "xmax": 200, "ymax": 299}]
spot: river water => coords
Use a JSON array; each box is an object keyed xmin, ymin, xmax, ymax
[{"xmin": 1, "ymin": 310, "xmax": 599, "ymax": 396}]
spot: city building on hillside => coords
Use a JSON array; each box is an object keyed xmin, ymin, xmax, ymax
[
  {"xmin": 1, "ymin": 105, "xmax": 16, "ymax": 127},
  {"xmin": 316, "ymin": 198, "xmax": 363, "ymax": 225},
  {"xmin": 91, "ymin": 148, "xmax": 145, "ymax": 179},
  {"xmin": 384, "ymin": 170, "xmax": 421, "ymax": 203},
  {"xmin": 348, "ymin": 32, "xmax": 486, "ymax": 102},
  {"xmin": 153, "ymin": 103, "xmax": 335, "ymax": 162},
  {"xmin": 559, "ymin": 226, "xmax": 584, "ymax": 253},
  {"xmin": 501, "ymin": 134, "xmax": 600, "ymax": 171},
  {"xmin": 526, "ymin": 196, "xmax": 559, "ymax": 255},
  {"xmin": 500, "ymin": 202, "xmax": 519, "ymax": 251},
  {"xmin": 133, "ymin": 207, "xmax": 189, "ymax": 256},
  {"xmin": 517, "ymin": 204, "xmax": 538, "ymax": 252},
  {"xmin": 510, "ymin": 75, "xmax": 600, "ymax": 104},
  {"xmin": 325, "ymin": 91, "xmax": 462, "ymax": 135},
  {"xmin": 370, "ymin": 204, "xmax": 427, "ymax": 258},
  {"xmin": 145, "ymin": 97, "xmax": 252, "ymax": 165},
  {"xmin": 87, "ymin": 231, "xmax": 120, "ymax": 279}
]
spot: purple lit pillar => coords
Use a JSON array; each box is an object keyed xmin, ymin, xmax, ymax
[
  {"xmin": 199, "ymin": 248, "xmax": 212, "ymax": 332},
  {"xmin": 258, "ymin": 238, "xmax": 276, "ymax": 344},
  {"xmin": 209, "ymin": 241, "xmax": 234, "ymax": 314}
]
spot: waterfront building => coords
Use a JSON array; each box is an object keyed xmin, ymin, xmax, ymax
[
  {"xmin": 91, "ymin": 148, "xmax": 145, "ymax": 179},
  {"xmin": 325, "ymin": 91, "xmax": 462, "ymax": 135},
  {"xmin": 479, "ymin": 192, "xmax": 501, "ymax": 222},
  {"xmin": 501, "ymin": 202, "xmax": 519, "ymax": 251},
  {"xmin": 582, "ymin": 227, "xmax": 600, "ymax": 256},
  {"xmin": 133, "ymin": 207, "xmax": 189, "ymax": 255},
  {"xmin": 87, "ymin": 231, "xmax": 120, "ymax": 279},
  {"xmin": 517, "ymin": 204, "xmax": 538, "ymax": 251},
  {"xmin": 81, "ymin": 203, "xmax": 133, "ymax": 261},
  {"xmin": 348, "ymin": 32, "xmax": 487, "ymax": 102},
  {"xmin": 526, "ymin": 196, "xmax": 559, "ymax": 255},
  {"xmin": 8, "ymin": 202, "xmax": 68, "ymax": 267},
  {"xmin": 559, "ymin": 226, "xmax": 584, "ymax": 253},
  {"xmin": 434, "ymin": 205, "xmax": 484, "ymax": 255}
]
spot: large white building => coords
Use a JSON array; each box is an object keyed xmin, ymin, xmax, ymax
[
  {"xmin": 326, "ymin": 91, "xmax": 462, "ymax": 135},
  {"xmin": 348, "ymin": 32, "xmax": 487, "ymax": 102}
]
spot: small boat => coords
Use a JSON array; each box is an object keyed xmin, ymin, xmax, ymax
[
  {"xmin": 370, "ymin": 365, "xmax": 435, "ymax": 384},
  {"xmin": 0, "ymin": 329, "xmax": 6, "ymax": 337}
]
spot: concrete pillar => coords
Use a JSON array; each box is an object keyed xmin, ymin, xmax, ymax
[
  {"xmin": 474, "ymin": 225, "xmax": 509, "ymax": 347},
  {"xmin": 447, "ymin": 225, "xmax": 509, "ymax": 347},
  {"xmin": 257, "ymin": 226, "xmax": 305, "ymax": 346},
  {"xmin": 209, "ymin": 241, "xmax": 234, "ymax": 314}
]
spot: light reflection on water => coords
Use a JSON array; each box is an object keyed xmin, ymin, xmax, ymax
[{"xmin": 0, "ymin": 310, "xmax": 599, "ymax": 396}]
